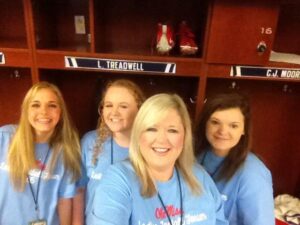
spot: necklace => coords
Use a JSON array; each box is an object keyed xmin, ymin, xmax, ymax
[
  {"xmin": 27, "ymin": 148, "xmax": 51, "ymax": 219},
  {"xmin": 110, "ymin": 137, "xmax": 114, "ymax": 164},
  {"xmin": 157, "ymin": 167, "xmax": 183, "ymax": 225}
]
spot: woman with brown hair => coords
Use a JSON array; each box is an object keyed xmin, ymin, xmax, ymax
[{"xmin": 195, "ymin": 92, "xmax": 275, "ymax": 225}]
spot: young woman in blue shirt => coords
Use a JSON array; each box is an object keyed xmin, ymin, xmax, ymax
[
  {"xmin": 73, "ymin": 79, "xmax": 145, "ymax": 224},
  {"xmin": 195, "ymin": 93, "xmax": 275, "ymax": 225},
  {"xmin": 0, "ymin": 82, "xmax": 81, "ymax": 225}
]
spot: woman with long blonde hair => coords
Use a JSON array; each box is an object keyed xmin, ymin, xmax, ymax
[
  {"xmin": 88, "ymin": 93, "xmax": 228, "ymax": 225},
  {"xmin": 0, "ymin": 81, "xmax": 81, "ymax": 225}
]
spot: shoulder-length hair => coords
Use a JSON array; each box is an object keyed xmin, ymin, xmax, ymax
[
  {"xmin": 8, "ymin": 81, "xmax": 81, "ymax": 191},
  {"xmin": 130, "ymin": 93, "xmax": 201, "ymax": 197},
  {"xmin": 196, "ymin": 92, "xmax": 251, "ymax": 181},
  {"xmin": 92, "ymin": 79, "xmax": 145, "ymax": 165}
]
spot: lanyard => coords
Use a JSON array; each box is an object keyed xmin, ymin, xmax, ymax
[
  {"xmin": 157, "ymin": 167, "xmax": 183, "ymax": 225},
  {"xmin": 201, "ymin": 151, "xmax": 223, "ymax": 178},
  {"xmin": 110, "ymin": 137, "xmax": 114, "ymax": 164},
  {"xmin": 27, "ymin": 148, "xmax": 51, "ymax": 219}
]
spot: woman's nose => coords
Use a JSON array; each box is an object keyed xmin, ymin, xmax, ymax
[
  {"xmin": 40, "ymin": 105, "xmax": 48, "ymax": 114},
  {"xmin": 217, "ymin": 124, "xmax": 227, "ymax": 134},
  {"xmin": 155, "ymin": 130, "xmax": 168, "ymax": 143}
]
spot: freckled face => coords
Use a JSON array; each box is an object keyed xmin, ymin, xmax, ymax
[
  {"xmin": 139, "ymin": 109, "xmax": 185, "ymax": 175},
  {"xmin": 206, "ymin": 108, "xmax": 245, "ymax": 157},
  {"xmin": 28, "ymin": 88, "xmax": 61, "ymax": 142}
]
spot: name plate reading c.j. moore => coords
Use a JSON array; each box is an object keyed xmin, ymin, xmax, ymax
[
  {"xmin": 230, "ymin": 65, "xmax": 300, "ymax": 79},
  {"xmin": 65, "ymin": 56, "xmax": 176, "ymax": 74},
  {"xmin": 0, "ymin": 52, "xmax": 5, "ymax": 64}
]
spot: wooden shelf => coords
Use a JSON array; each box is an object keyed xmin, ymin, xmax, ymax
[
  {"xmin": 32, "ymin": 0, "xmax": 90, "ymax": 51},
  {"xmin": 0, "ymin": 48, "xmax": 32, "ymax": 67},
  {"xmin": 94, "ymin": 0, "xmax": 208, "ymax": 57},
  {"xmin": 0, "ymin": 1, "xmax": 28, "ymax": 48},
  {"xmin": 35, "ymin": 50, "xmax": 203, "ymax": 76}
]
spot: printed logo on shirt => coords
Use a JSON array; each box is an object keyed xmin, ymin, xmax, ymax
[
  {"xmin": 155, "ymin": 205, "xmax": 182, "ymax": 219},
  {"xmin": 0, "ymin": 162, "xmax": 9, "ymax": 171},
  {"xmin": 136, "ymin": 205, "xmax": 208, "ymax": 225},
  {"xmin": 138, "ymin": 212, "xmax": 208, "ymax": 225},
  {"xmin": 221, "ymin": 194, "xmax": 228, "ymax": 201},
  {"xmin": 36, "ymin": 159, "xmax": 46, "ymax": 171},
  {"xmin": 0, "ymin": 161, "xmax": 60, "ymax": 184},
  {"xmin": 28, "ymin": 169, "xmax": 60, "ymax": 184},
  {"xmin": 91, "ymin": 171, "xmax": 102, "ymax": 180}
]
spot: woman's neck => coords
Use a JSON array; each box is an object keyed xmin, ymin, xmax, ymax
[
  {"xmin": 149, "ymin": 165, "xmax": 175, "ymax": 182},
  {"xmin": 35, "ymin": 132, "xmax": 51, "ymax": 143},
  {"xmin": 113, "ymin": 131, "xmax": 131, "ymax": 147}
]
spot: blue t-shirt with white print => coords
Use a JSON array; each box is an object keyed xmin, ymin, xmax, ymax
[
  {"xmin": 87, "ymin": 160, "xmax": 228, "ymax": 225},
  {"xmin": 78, "ymin": 130, "xmax": 129, "ymax": 217},
  {"xmin": 0, "ymin": 125, "xmax": 76, "ymax": 225},
  {"xmin": 198, "ymin": 150, "xmax": 275, "ymax": 225}
]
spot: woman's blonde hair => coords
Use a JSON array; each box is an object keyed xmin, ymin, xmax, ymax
[
  {"xmin": 129, "ymin": 93, "xmax": 201, "ymax": 197},
  {"xmin": 92, "ymin": 79, "xmax": 145, "ymax": 165},
  {"xmin": 8, "ymin": 82, "xmax": 81, "ymax": 191}
]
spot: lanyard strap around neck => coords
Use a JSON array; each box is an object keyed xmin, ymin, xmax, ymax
[
  {"xmin": 157, "ymin": 167, "xmax": 183, "ymax": 225},
  {"xmin": 27, "ymin": 148, "xmax": 51, "ymax": 219},
  {"xmin": 110, "ymin": 137, "xmax": 113, "ymax": 164}
]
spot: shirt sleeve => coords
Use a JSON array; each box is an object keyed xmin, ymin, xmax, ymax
[
  {"xmin": 87, "ymin": 164, "xmax": 132, "ymax": 225},
  {"xmin": 237, "ymin": 167, "xmax": 275, "ymax": 225},
  {"xmin": 58, "ymin": 168, "xmax": 77, "ymax": 199}
]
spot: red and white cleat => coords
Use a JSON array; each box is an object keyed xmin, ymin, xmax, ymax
[
  {"xmin": 178, "ymin": 21, "xmax": 198, "ymax": 55},
  {"xmin": 156, "ymin": 23, "xmax": 174, "ymax": 55}
]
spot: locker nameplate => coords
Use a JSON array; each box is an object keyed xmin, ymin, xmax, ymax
[
  {"xmin": 231, "ymin": 66, "xmax": 300, "ymax": 79},
  {"xmin": 65, "ymin": 56, "xmax": 176, "ymax": 74},
  {"xmin": 0, "ymin": 52, "xmax": 5, "ymax": 64}
]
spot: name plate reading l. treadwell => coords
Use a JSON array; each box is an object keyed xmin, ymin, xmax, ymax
[
  {"xmin": 0, "ymin": 52, "xmax": 5, "ymax": 64},
  {"xmin": 65, "ymin": 56, "xmax": 176, "ymax": 74},
  {"xmin": 230, "ymin": 65, "xmax": 300, "ymax": 79}
]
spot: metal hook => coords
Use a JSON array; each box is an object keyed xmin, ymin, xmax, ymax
[
  {"xmin": 282, "ymin": 84, "xmax": 292, "ymax": 93},
  {"xmin": 229, "ymin": 81, "xmax": 238, "ymax": 89},
  {"xmin": 10, "ymin": 70, "xmax": 21, "ymax": 79},
  {"xmin": 148, "ymin": 78, "xmax": 156, "ymax": 86},
  {"xmin": 189, "ymin": 96, "xmax": 197, "ymax": 104},
  {"xmin": 282, "ymin": 84, "xmax": 288, "ymax": 92}
]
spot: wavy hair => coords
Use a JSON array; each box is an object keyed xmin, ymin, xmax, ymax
[
  {"xmin": 195, "ymin": 92, "xmax": 251, "ymax": 181},
  {"xmin": 130, "ymin": 93, "xmax": 201, "ymax": 197},
  {"xmin": 92, "ymin": 79, "xmax": 145, "ymax": 165},
  {"xmin": 8, "ymin": 82, "xmax": 81, "ymax": 191}
]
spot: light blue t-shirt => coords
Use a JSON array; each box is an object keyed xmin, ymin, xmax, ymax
[
  {"xmin": 87, "ymin": 160, "xmax": 228, "ymax": 225},
  {"xmin": 78, "ymin": 130, "xmax": 129, "ymax": 216},
  {"xmin": 198, "ymin": 150, "xmax": 275, "ymax": 225},
  {"xmin": 0, "ymin": 125, "xmax": 76, "ymax": 225}
]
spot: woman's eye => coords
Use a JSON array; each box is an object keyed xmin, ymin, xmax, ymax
[
  {"xmin": 210, "ymin": 120, "xmax": 219, "ymax": 125},
  {"xmin": 104, "ymin": 104, "xmax": 112, "ymax": 108},
  {"xmin": 49, "ymin": 104, "xmax": 58, "ymax": 108},
  {"xmin": 30, "ymin": 103, "xmax": 40, "ymax": 108},
  {"xmin": 145, "ymin": 127, "xmax": 157, "ymax": 132},
  {"xmin": 230, "ymin": 124, "xmax": 238, "ymax": 129},
  {"xmin": 168, "ymin": 129, "xmax": 178, "ymax": 133},
  {"xmin": 120, "ymin": 105, "xmax": 128, "ymax": 109}
]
